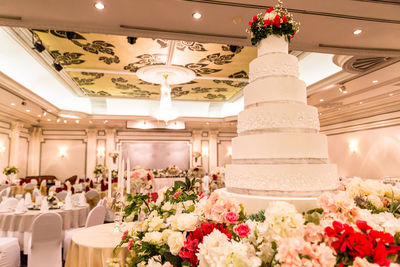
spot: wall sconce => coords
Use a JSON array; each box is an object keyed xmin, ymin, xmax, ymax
[
  {"xmin": 227, "ymin": 146, "xmax": 232, "ymax": 157},
  {"xmin": 58, "ymin": 146, "xmax": 68, "ymax": 158},
  {"xmin": 349, "ymin": 140, "xmax": 359, "ymax": 153},
  {"xmin": 202, "ymin": 146, "xmax": 209, "ymax": 157},
  {"xmin": 97, "ymin": 147, "xmax": 105, "ymax": 158},
  {"xmin": 0, "ymin": 143, "xmax": 5, "ymax": 153}
]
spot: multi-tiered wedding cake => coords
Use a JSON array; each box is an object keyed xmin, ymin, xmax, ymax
[{"xmin": 226, "ymin": 5, "xmax": 339, "ymax": 212}]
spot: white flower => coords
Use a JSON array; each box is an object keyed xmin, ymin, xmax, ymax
[
  {"xmin": 161, "ymin": 229, "xmax": 173, "ymax": 243},
  {"xmin": 167, "ymin": 231, "xmax": 185, "ymax": 256},
  {"xmin": 142, "ymin": 231, "xmax": 164, "ymax": 245},
  {"xmin": 169, "ymin": 213, "xmax": 199, "ymax": 232},
  {"xmin": 156, "ymin": 187, "xmax": 169, "ymax": 205},
  {"xmin": 264, "ymin": 11, "xmax": 277, "ymax": 21},
  {"xmin": 367, "ymin": 195, "xmax": 384, "ymax": 209},
  {"xmin": 197, "ymin": 229, "xmax": 261, "ymax": 267},
  {"xmin": 161, "ymin": 201, "xmax": 173, "ymax": 211},
  {"xmin": 148, "ymin": 216, "xmax": 165, "ymax": 231},
  {"xmin": 146, "ymin": 256, "xmax": 173, "ymax": 267}
]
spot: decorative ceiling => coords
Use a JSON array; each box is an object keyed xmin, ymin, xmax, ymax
[{"xmin": 33, "ymin": 30, "xmax": 255, "ymax": 101}]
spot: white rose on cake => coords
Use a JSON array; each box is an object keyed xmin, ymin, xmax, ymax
[{"xmin": 167, "ymin": 231, "xmax": 185, "ymax": 255}]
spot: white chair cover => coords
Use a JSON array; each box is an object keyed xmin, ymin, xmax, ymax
[
  {"xmin": 2, "ymin": 198, "xmax": 18, "ymax": 210},
  {"xmin": 85, "ymin": 189, "xmax": 99, "ymax": 200},
  {"xmin": 0, "ymin": 185, "xmax": 9, "ymax": 191},
  {"xmin": 0, "ymin": 189, "xmax": 9, "ymax": 202},
  {"xmin": 30, "ymin": 179, "xmax": 38, "ymax": 185},
  {"xmin": 28, "ymin": 213, "xmax": 62, "ymax": 267},
  {"xmin": 0, "ymin": 237, "xmax": 20, "ymax": 267},
  {"xmin": 62, "ymin": 205, "xmax": 105, "ymax": 259},
  {"xmin": 56, "ymin": 191, "xmax": 67, "ymax": 201}
]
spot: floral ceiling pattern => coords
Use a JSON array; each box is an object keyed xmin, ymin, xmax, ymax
[{"xmin": 33, "ymin": 30, "xmax": 256, "ymax": 101}]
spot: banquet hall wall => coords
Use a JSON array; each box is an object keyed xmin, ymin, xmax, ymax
[
  {"xmin": 327, "ymin": 125, "xmax": 400, "ymax": 180},
  {"xmin": 0, "ymin": 119, "xmax": 236, "ymax": 181}
]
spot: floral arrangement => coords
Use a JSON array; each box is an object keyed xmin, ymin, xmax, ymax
[
  {"xmin": 3, "ymin": 166, "xmax": 18, "ymax": 176},
  {"xmin": 93, "ymin": 165, "xmax": 107, "ymax": 176},
  {"xmin": 109, "ymin": 151, "xmax": 119, "ymax": 164},
  {"xmin": 112, "ymin": 177, "xmax": 400, "ymax": 267},
  {"xmin": 187, "ymin": 167, "xmax": 205, "ymax": 179},
  {"xmin": 247, "ymin": 0, "xmax": 300, "ymax": 45},
  {"xmin": 166, "ymin": 165, "xmax": 181, "ymax": 177},
  {"xmin": 130, "ymin": 166, "xmax": 154, "ymax": 190},
  {"xmin": 209, "ymin": 167, "xmax": 225, "ymax": 192}
]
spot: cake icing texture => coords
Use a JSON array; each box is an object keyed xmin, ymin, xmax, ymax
[{"xmin": 226, "ymin": 35, "xmax": 339, "ymax": 198}]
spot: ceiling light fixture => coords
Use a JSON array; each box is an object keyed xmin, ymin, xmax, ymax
[
  {"xmin": 360, "ymin": 101, "xmax": 363, "ymax": 104},
  {"xmin": 389, "ymin": 93, "xmax": 393, "ymax": 96},
  {"xmin": 192, "ymin": 12, "xmax": 202, "ymax": 19},
  {"xmin": 372, "ymin": 80, "xmax": 378, "ymax": 83},
  {"xmin": 57, "ymin": 118, "xmax": 60, "ymax": 123},
  {"xmin": 319, "ymin": 99, "xmax": 324, "ymax": 102},
  {"xmin": 104, "ymin": 120, "xmax": 108, "ymax": 124},
  {"xmin": 75, "ymin": 120, "xmax": 79, "ymax": 124},
  {"xmin": 353, "ymin": 29, "xmax": 362, "ymax": 35},
  {"xmin": 43, "ymin": 111, "xmax": 47, "ymax": 116},
  {"xmin": 63, "ymin": 120, "xmax": 67, "ymax": 124},
  {"xmin": 47, "ymin": 118, "xmax": 51, "ymax": 122},
  {"xmin": 89, "ymin": 120, "xmax": 93, "ymax": 124},
  {"xmin": 153, "ymin": 75, "xmax": 179, "ymax": 123},
  {"xmin": 10, "ymin": 103, "xmax": 15, "ymax": 106},
  {"xmin": 339, "ymin": 85, "xmax": 348, "ymax": 94},
  {"xmin": 26, "ymin": 109, "xmax": 30, "ymax": 112},
  {"xmin": 94, "ymin": 2, "xmax": 105, "ymax": 10}
]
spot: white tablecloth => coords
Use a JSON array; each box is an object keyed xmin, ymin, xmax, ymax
[
  {"xmin": 0, "ymin": 206, "xmax": 89, "ymax": 253},
  {"xmin": 152, "ymin": 177, "xmax": 186, "ymax": 192},
  {"xmin": 65, "ymin": 222, "xmax": 133, "ymax": 267}
]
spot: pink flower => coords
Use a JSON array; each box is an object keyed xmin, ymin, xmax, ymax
[
  {"xmin": 122, "ymin": 230, "xmax": 129, "ymax": 241},
  {"xmin": 225, "ymin": 212, "xmax": 239, "ymax": 223},
  {"xmin": 234, "ymin": 224, "xmax": 250, "ymax": 238},
  {"xmin": 351, "ymin": 257, "xmax": 380, "ymax": 267},
  {"xmin": 173, "ymin": 191, "xmax": 182, "ymax": 199},
  {"xmin": 304, "ymin": 223, "xmax": 325, "ymax": 243},
  {"xmin": 128, "ymin": 240, "xmax": 133, "ymax": 250}
]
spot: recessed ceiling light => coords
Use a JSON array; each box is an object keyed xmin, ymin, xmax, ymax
[
  {"xmin": 104, "ymin": 120, "xmax": 108, "ymax": 124},
  {"xmin": 63, "ymin": 120, "xmax": 67, "ymax": 124},
  {"xmin": 319, "ymin": 99, "xmax": 324, "ymax": 102},
  {"xmin": 206, "ymin": 122, "xmax": 209, "ymax": 125},
  {"xmin": 360, "ymin": 101, "xmax": 363, "ymax": 104},
  {"xmin": 389, "ymin": 93, "xmax": 393, "ymax": 96},
  {"xmin": 353, "ymin": 29, "xmax": 362, "ymax": 35},
  {"xmin": 57, "ymin": 119, "xmax": 60, "ymax": 123},
  {"xmin": 192, "ymin": 12, "xmax": 202, "ymax": 19},
  {"xmin": 75, "ymin": 120, "xmax": 79, "ymax": 124},
  {"xmin": 319, "ymin": 112, "xmax": 322, "ymax": 115},
  {"xmin": 94, "ymin": 2, "xmax": 104, "ymax": 10},
  {"xmin": 47, "ymin": 118, "xmax": 51, "ymax": 122},
  {"xmin": 89, "ymin": 120, "xmax": 93, "ymax": 124},
  {"xmin": 37, "ymin": 114, "xmax": 41, "ymax": 118},
  {"xmin": 26, "ymin": 109, "xmax": 30, "ymax": 112},
  {"xmin": 10, "ymin": 103, "xmax": 15, "ymax": 106},
  {"xmin": 372, "ymin": 80, "xmax": 378, "ymax": 83}
]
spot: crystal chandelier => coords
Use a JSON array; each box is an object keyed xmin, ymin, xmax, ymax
[{"xmin": 153, "ymin": 75, "xmax": 179, "ymax": 123}]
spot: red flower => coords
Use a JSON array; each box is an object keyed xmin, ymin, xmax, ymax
[
  {"xmin": 173, "ymin": 191, "xmax": 182, "ymax": 199},
  {"xmin": 282, "ymin": 16, "xmax": 287, "ymax": 24},
  {"xmin": 273, "ymin": 14, "xmax": 281, "ymax": 27},
  {"xmin": 252, "ymin": 15, "xmax": 258, "ymax": 22},
  {"xmin": 266, "ymin": 7, "xmax": 274, "ymax": 13},
  {"xmin": 212, "ymin": 174, "xmax": 218, "ymax": 181},
  {"xmin": 225, "ymin": 212, "xmax": 239, "ymax": 223},
  {"xmin": 179, "ymin": 223, "xmax": 231, "ymax": 266},
  {"xmin": 356, "ymin": 220, "xmax": 372, "ymax": 232},
  {"xmin": 264, "ymin": 19, "xmax": 272, "ymax": 27},
  {"xmin": 121, "ymin": 230, "xmax": 129, "ymax": 241},
  {"xmin": 290, "ymin": 35, "xmax": 295, "ymax": 39},
  {"xmin": 147, "ymin": 192, "xmax": 158, "ymax": 202},
  {"xmin": 234, "ymin": 224, "xmax": 250, "ymax": 238}
]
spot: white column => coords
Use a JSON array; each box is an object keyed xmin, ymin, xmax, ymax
[
  {"xmin": 105, "ymin": 129, "xmax": 116, "ymax": 171},
  {"xmin": 86, "ymin": 129, "xmax": 97, "ymax": 179},
  {"xmin": 27, "ymin": 127, "xmax": 42, "ymax": 176},
  {"xmin": 209, "ymin": 131, "xmax": 219, "ymax": 171},
  {"xmin": 8, "ymin": 122, "xmax": 23, "ymax": 167}
]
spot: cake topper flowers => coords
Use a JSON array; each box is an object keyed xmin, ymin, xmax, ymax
[{"xmin": 247, "ymin": 0, "xmax": 300, "ymax": 45}]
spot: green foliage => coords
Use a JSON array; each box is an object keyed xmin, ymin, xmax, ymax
[
  {"xmin": 123, "ymin": 193, "xmax": 150, "ymax": 219},
  {"xmin": 3, "ymin": 166, "xmax": 18, "ymax": 176},
  {"xmin": 248, "ymin": 209, "xmax": 266, "ymax": 222},
  {"xmin": 304, "ymin": 208, "xmax": 324, "ymax": 225}
]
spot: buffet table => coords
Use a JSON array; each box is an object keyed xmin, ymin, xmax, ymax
[
  {"xmin": 152, "ymin": 177, "xmax": 186, "ymax": 192},
  {"xmin": 65, "ymin": 222, "xmax": 133, "ymax": 267},
  {"xmin": 0, "ymin": 206, "xmax": 89, "ymax": 253}
]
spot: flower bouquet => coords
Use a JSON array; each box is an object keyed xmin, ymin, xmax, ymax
[
  {"xmin": 187, "ymin": 167, "xmax": 205, "ymax": 179},
  {"xmin": 93, "ymin": 165, "xmax": 107, "ymax": 177},
  {"xmin": 3, "ymin": 166, "xmax": 19, "ymax": 184},
  {"xmin": 209, "ymin": 167, "xmax": 225, "ymax": 192},
  {"xmin": 247, "ymin": 0, "xmax": 300, "ymax": 45},
  {"xmin": 166, "ymin": 165, "xmax": 180, "ymax": 177},
  {"xmin": 130, "ymin": 166, "xmax": 154, "ymax": 192},
  {"xmin": 112, "ymin": 177, "xmax": 400, "ymax": 267}
]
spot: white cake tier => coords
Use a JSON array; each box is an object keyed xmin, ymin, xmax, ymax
[
  {"xmin": 226, "ymin": 163, "xmax": 338, "ymax": 197},
  {"xmin": 244, "ymin": 76, "xmax": 307, "ymax": 107},
  {"xmin": 257, "ymin": 35, "xmax": 288, "ymax": 56},
  {"xmin": 232, "ymin": 133, "xmax": 328, "ymax": 160},
  {"xmin": 249, "ymin": 53, "xmax": 298, "ymax": 82},
  {"xmin": 238, "ymin": 103, "xmax": 319, "ymax": 134}
]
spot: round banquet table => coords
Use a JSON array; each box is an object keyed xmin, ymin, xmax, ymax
[
  {"xmin": 65, "ymin": 222, "xmax": 133, "ymax": 267},
  {"xmin": 0, "ymin": 206, "xmax": 89, "ymax": 253},
  {"xmin": 152, "ymin": 177, "xmax": 186, "ymax": 192}
]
